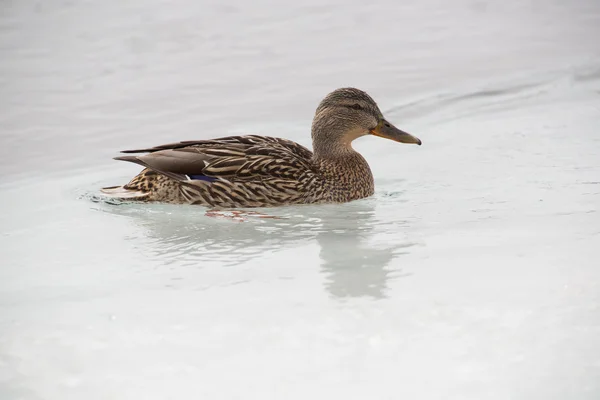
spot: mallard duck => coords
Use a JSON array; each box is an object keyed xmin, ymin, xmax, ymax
[{"xmin": 101, "ymin": 88, "xmax": 421, "ymax": 208}]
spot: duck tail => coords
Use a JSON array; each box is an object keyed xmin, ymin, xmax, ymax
[{"xmin": 100, "ymin": 185, "xmax": 149, "ymax": 200}]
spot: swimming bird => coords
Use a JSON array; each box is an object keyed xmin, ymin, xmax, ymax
[{"xmin": 101, "ymin": 88, "xmax": 421, "ymax": 208}]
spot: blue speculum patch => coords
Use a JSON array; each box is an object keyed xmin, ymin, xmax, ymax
[{"xmin": 187, "ymin": 174, "xmax": 218, "ymax": 182}]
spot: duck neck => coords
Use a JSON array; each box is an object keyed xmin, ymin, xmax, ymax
[
  {"xmin": 311, "ymin": 125, "xmax": 374, "ymax": 195},
  {"xmin": 311, "ymin": 122, "xmax": 364, "ymax": 159},
  {"xmin": 312, "ymin": 140, "xmax": 356, "ymax": 160}
]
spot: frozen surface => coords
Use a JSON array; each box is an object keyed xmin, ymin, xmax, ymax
[{"xmin": 1, "ymin": 0, "xmax": 600, "ymax": 399}]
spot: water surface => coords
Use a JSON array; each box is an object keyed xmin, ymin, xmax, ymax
[{"xmin": 1, "ymin": 1, "xmax": 600, "ymax": 399}]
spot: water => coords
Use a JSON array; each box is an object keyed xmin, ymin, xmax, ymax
[{"xmin": 1, "ymin": 1, "xmax": 600, "ymax": 399}]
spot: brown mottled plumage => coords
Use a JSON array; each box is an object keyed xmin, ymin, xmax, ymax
[{"xmin": 101, "ymin": 88, "xmax": 421, "ymax": 208}]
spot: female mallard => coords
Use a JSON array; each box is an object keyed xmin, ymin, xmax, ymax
[{"xmin": 101, "ymin": 88, "xmax": 421, "ymax": 208}]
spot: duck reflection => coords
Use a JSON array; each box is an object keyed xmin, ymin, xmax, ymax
[
  {"xmin": 315, "ymin": 201, "xmax": 412, "ymax": 299},
  {"xmin": 91, "ymin": 195, "xmax": 414, "ymax": 299}
]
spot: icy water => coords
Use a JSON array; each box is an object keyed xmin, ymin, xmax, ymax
[{"xmin": 2, "ymin": 1, "xmax": 600, "ymax": 399}]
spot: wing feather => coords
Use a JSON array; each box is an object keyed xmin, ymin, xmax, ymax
[{"xmin": 114, "ymin": 135, "xmax": 317, "ymax": 206}]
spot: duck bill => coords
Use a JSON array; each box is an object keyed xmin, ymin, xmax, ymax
[{"xmin": 369, "ymin": 120, "xmax": 422, "ymax": 145}]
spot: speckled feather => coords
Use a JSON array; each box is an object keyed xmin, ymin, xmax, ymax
[{"xmin": 105, "ymin": 135, "xmax": 373, "ymax": 207}]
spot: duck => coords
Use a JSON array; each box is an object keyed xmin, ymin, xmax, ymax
[{"xmin": 101, "ymin": 87, "xmax": 421, "ymax": 208}]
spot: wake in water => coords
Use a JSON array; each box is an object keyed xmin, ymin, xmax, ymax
[{"xmin": 81, "ymin": 190, "xmax": 284, "ymax": 221}]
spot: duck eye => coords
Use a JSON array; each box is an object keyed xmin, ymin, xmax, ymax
[{"xmin": 349, "ymin": 104, "xmax": 363, "ymax": 111}]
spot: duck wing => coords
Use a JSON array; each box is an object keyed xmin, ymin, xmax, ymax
[
  {"xmin": 120, "ymin": 135, "xmax": 313, "ymax": 160},
  {"xmin": 116, "ymin": 135, "xmax": 314, "ymax": 180},
  {"xmin": 114, "ymin": 135, "xmax": 319, "ymax": 207}
]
